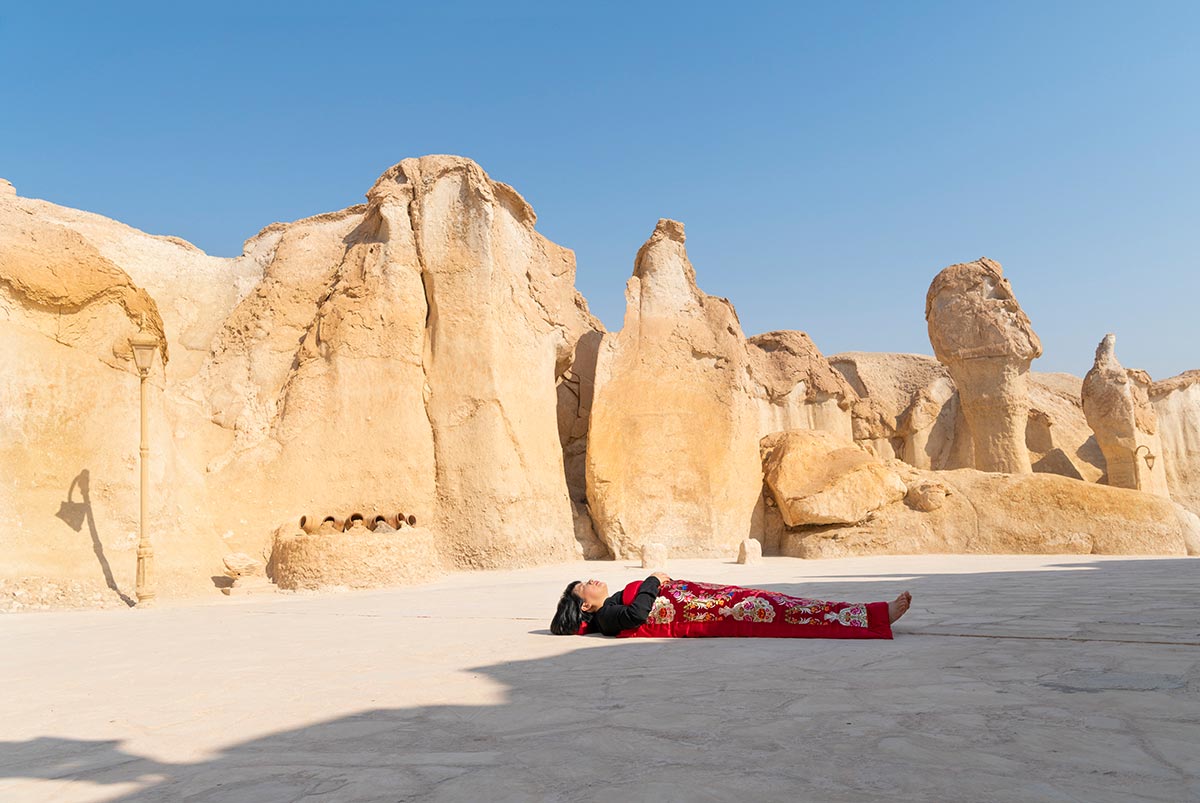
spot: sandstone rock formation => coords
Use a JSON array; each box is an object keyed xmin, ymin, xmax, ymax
[
  {"xmin": 783, "ymin": 464, "xmax": 1199, "ymax": 559},
  {"xmin": 761, "ymin": 430, "xmax": 906, "ymax": 526},
  {"xmin": 1082, "ymin": 334, "xmax": 1171, "ymax": 496},
  {"xmin": 1, "ymin": 157, "xmax": 606, "ymax": 601},
  {"xmin": 830, "ymin": 352, "xmax": 961, "ymax": 467},
  {"xmin": 1, "ymin": 186, "xmax": 239, "ymax": 596},
  {"xmin": 586, "ymin": 220, "xmax": 763, "ymax": 559},
  {"xmin": 1024, "ymin": 372, "xmax": 1106, "ymax": 482},
  {"xmin": 926, "ymin": 258, "xmax": 1043, "ymax": 473},
  {"xmin": 641, "ymin": 542, "xmax": 668, "ymax": 570},
  {"xmin": 4, "ymin": 162, "xmax": 1199, "ymax": 609},
  {"xmin": 737, "ymin": 538, "xmax": 762, "ymax": 564},
  {"xmin": 744, "ymin": 330, "xmax": 857, "ymax": 442},
  {"xmin": 830, "ymin": 352, "xmax": 1103, "ymax": 482},
  {"xmin": 1150, "ymin": 370, "xmax": 1200, "ymax": 517}
]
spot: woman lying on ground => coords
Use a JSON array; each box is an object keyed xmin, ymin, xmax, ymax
[{"xmin": 550, "ymin": 573, "xmax": 911, "ymax": 639}]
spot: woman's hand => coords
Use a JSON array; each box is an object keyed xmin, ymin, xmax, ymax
[{"xmin": 651, "ymin": 572, "xmax": 672, "ymax": 584}]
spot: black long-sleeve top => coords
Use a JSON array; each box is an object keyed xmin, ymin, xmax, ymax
[{"xmin": 593, "ymin": 576, "xmax": 662, "ymax": 636}]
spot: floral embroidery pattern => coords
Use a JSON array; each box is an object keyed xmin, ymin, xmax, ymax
[
  {"xmin": 648, "ymin": 596, "xmax": 675, "ymax": 624},
  {"xmin": 635, "ymin": 581, "xmax": 875, "ymax": 634},
  {"xmin": 784, "ymin": 600, "xmax": 833, "ymax": 625},
  {"xmin": 668, "ymin": 582, "xmax": 736, "ymax": 622},
  {"xmin": 719, "ymin": 596, "xmax": 775, "ymax": 623},
  {"xmin": 825, "ymin": 604, "xmax": 868, "ymax": 628}
]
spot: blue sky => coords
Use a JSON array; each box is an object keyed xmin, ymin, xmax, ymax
[{"xmin": 2, "ymin": 2, "xmax": 1197, "ymax": 378}]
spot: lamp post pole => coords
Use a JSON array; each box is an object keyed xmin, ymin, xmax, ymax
[{"xmin": 130, "ymin": 319, "xmax": 159, "ymax": 606}]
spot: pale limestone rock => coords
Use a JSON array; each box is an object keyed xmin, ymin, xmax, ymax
[
  {"xmin": 905, "ymin": 480, "xmax": 949, "ymax": 512},
  {"xmin": 745, "ymin": 331, "xmax": 857, "ymax": 442},
  {"xmin": 1026, "ymin": 372, "xmax": 1106, "ymax": 483},
  {"xmin": 0, "ymin": 206, "xmax": 228, "ymax": 596},
  {"xmin": 1, "ymin": 181, "xmax": 262, "ymax": 381},
  {"xmin": 1151, "ymin": 371, "xmax": 1200, "ymax": 518},
  {"xmin": 1, "ymin": 155, "xmax": 604, "ymax": 602},
  {"xmin": 926, "ymin": 258, "xmax": 1042, "ymax": 473},
  {"xmin": 0, "ymin": 179, "xmax": 14, "ymax": 196},
  {"xmin": 587, "ymin": 220, "xmax": 762, "ymax": 559},
  {"xmin": 641, "ymin": 542, "xmax": 668, "ymax": 570},
  {"xmin": 830, "ymin": 352, "xmax": 960, "ymax": 466},
  {"xmin": 222, "ymin": 552, "xmax": 261, "ymax": 578},
  {"xmin": 761, "ymin": 430, "xmax": 907, "ymax": 526},
  {"xmin": 1082, "ymin": 334, "xmax": 1170, "ymax": 496},
  {"xmin": 1174, "ymin": 504, "xmax": 1200, "ymax": 556},
  {"xmin": 202, "ymin": 156, "xmax": 604, "ymax": 571},
  {"xmin": 737, "ymin": 538, "xmax": 762, "ymax": 564},
  {"xmin": 784, "ymin": 465, "xmax": 1195, "ymax": 558},
  {"xmin": 830, "ymin": 351, "xmax": 1102, "ymax": 481}
]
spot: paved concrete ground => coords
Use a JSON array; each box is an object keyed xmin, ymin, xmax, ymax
[{"xmin": 1, "ymin": 555, "xmax": 1198, "ymax": 802}]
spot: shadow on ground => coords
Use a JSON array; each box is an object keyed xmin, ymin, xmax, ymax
[{"xmin": 2, "ymin": 559, "xmax": 1197, "ymax": 802}]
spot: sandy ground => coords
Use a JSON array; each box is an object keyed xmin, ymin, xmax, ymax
[{"xmin": 1, "ymin": 554, "xmax": 1198, "ymax": 802}]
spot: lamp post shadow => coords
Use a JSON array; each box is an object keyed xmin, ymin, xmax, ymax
[{"xmin": 57, "ymin": 469, "xmax": 136, "ymax": 607}]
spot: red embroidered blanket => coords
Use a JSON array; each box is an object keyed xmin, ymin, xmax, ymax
[{"xmin": 592, "ymin": 579, "xmax": 892, "ymax": 639}]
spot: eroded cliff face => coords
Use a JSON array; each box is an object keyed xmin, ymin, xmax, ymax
[
  {"xmin": 1, "ymin": 157, "xmax": 605, "ymax": 601},
  {"xmin": 586, "ymin": 220, "xmax": 764, "ymax": 559},
  {"xmin": 3, "ymin": 164, "xmax": 1199, "ymax": 607},
  {"xmin": 195, "ymin": 156, "xmax": 607, "ymax": 571},
  {"xmin": 585, "ymin": 222, "xmax": 861, "ymax": 559},
  {"xmin": 1151, "ymin": 371, "xmax": 1200, "ymax": 518}
]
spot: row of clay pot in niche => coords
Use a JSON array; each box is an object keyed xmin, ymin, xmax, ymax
[{"xmin": 298, "ymin": 512, "xmax": 418, "ymax": 534}]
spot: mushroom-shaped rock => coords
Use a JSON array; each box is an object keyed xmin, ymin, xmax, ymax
[
  {"xmin": 761, "ymin": 430, "xmax": 907, "ymax": 526},
  {"xmin": 925, "ymin": 257, "xmax": 1042, "ymax": 473},
  {"xmin": 1082, "ymin": 334, "xmax": 1170, "ymax": 497}
]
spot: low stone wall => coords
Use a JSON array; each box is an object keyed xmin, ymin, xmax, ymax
[{"xmin": 269, "ymin": 526, "xmax": 443, "ymax": 591}]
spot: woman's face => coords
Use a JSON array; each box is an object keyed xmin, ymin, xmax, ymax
[{"xmin": 574, "ymin": 579, "xmax": 609, "ymax": 612}]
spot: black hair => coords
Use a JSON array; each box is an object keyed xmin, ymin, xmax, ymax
[{"xmin": 551, "ymin": 580, "xmax": 592, "ymax": 635}]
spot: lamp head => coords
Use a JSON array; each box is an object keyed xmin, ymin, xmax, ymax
[
  {"xmin": 130, "ymin": 330, "xmax": 158, "ymax": 375},
  {"xmin": 1134, "ymin": 444, "xmax": 1156, "ymax": 471}
]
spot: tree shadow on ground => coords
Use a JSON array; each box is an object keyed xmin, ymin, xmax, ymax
[{"xmin": 2, "ymin": 558, "xmax": 1198, "ymax": 801}]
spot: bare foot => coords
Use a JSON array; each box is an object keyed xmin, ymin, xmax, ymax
[{"xmin": 888, "ymin": 591, "xmax": 912, "ymax": 624}]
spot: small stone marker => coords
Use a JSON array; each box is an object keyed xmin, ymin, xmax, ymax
[
  {"xmin": 221, "ymin": 552, "xmax": 267, "ymax": 596},
  {"xmin": 641, "ymin": 542, "xmax": 668, "ymax": 570},
  {"xmin": 737, "ymin": 538, "xmax": 762, "ymax": 564}
]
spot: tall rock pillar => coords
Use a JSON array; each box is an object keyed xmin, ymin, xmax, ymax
[
  {"xmin": 1082, "ymin": 334, "xmax": 1171, "ymax": 497},
  {"xmin": 586, "ymin": 220, "xmax": 763, "ymax": 559}
]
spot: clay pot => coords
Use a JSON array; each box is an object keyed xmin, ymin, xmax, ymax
[
  {"xmin": 299, "ymin": 514, "xmax": 319, "ymax": 534},
  {"xmin": 344, "ymin": 512, "xmax": 368, "ymax": 532},
  {"xmin": 372, "ymin": 515, "xmax": 394, "ymax": 533},
  {"xmin": 406, "ymin": 514, "xmax": 417, "ymax": 527},
  {"xmin": 318, "ymin": 515, "xmax": 343, "ymax": 533}
]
